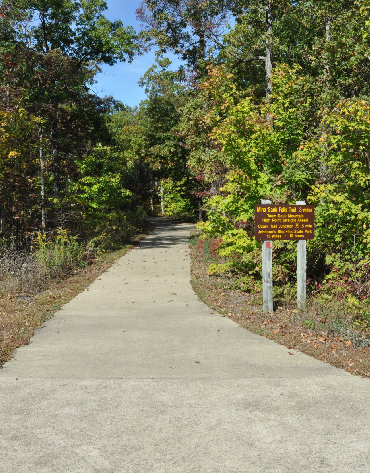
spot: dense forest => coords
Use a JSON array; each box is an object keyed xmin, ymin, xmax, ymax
[{"xmin": 0, "ymin": 1, "xmax": 369, "ymax": 328}]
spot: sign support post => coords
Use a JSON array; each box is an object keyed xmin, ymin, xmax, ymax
[
  {"xmin": 296, "ymin": 200, "xmax": 307, "ymax": 314},
  {"xmin": 261, "ymin": 200, "xmax": 273, "ymax": 313}
]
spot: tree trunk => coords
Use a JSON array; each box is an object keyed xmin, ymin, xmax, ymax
[
  {"xmin": 50, "ymin": 122, "xmax": 64, "ymax": 227},
  {"xmin": 324, "ymin": 16, "xmax": 332, "ymax": 85},
  {"xmin": 39, "ymin": 123, "xmax": 47, "ymax": 229},
  {"xmin": 320, "ymin": 16, "xmax": 332, "ymax": 183},
  {"xmin": 193, "ymin": 24, "xmax": 206, "ymax": 76},
  {"xmin": 198, "ymin": 198, "xmax": 203, "ymax": 221},
  {"xmin": 50, "ymin": 125, "xmax": 60, "ymax": 201},
  {"xmin": 160, "ymin": 182, "xmax": 165, "ymax": 215},
  {"xmin": 198, "ymin": 30, "xmax": 206, "ymax": 67},
  {"xmin": 265, "ymin": 0, "xmax": 273, "ymax": 100}
]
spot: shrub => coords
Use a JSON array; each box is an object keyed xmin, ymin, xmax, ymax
[
  {"xmin": 160, "ymin": 178, "xmax": 194, "ymax": 219},
  {"xmin": 33, "ymin": 229, "xmax": 84, "ymax": 280}
]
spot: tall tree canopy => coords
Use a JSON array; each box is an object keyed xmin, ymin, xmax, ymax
[{"xmin": 137, "ymin": 0, "xmax": 233, "ymax": 73}]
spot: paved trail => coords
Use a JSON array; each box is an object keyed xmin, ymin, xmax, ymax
[{"xmin": 0, "ymin": 220, "xmax": 369, "ymax": 473}]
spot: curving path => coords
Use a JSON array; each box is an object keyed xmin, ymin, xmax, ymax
[{"xmin": 0, "ymin": 219, "xmax": 369, "ymax": 472}]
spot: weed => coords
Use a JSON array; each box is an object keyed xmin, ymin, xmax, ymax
[
  {"xmin": 302, "ymin": 318, "xmax": 316, "ymax": 329},
  {"xmin": 0, "ymin": 229, "xmax": 85, "ymax": 296},
  {"xmin": 33, "ymin": 229, "xmax": 84, "ymax": 280}
]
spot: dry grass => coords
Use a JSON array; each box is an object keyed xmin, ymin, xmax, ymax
[
  {"xmin": 0, "ymin": 251, "xmax": 42, "ymax": 295},
  {"xmin": 191, "ymin": 244, "xmax": 370, "ymax": 378}
]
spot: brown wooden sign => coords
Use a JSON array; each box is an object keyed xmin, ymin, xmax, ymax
[{"xmin": 255, "ymin": 204, "xmax": 315, "ymax": 241}]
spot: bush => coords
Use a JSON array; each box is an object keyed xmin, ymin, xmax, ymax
[
  {"xmin": 85, "ymin": 208, "xmax": 147, "ymax": 251},
  {"xmin": 0, "ymin": 229, "xmax": 84, "ymax": 295},
  {"xmin": 160, "ymin": 178, "xmax": 194, "ymax": 219},
  {"xmin": 33, "ymin": 229, "xmax": 84, "ymax": 280}
]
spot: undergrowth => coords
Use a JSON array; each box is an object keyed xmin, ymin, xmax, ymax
[
  {"xmin": 190, "ymin": 234, "xmax": 370, "ymax": 348},
  {"xmin": 0, "ymin": 229, "xmax": 90, "ymax": 295}
]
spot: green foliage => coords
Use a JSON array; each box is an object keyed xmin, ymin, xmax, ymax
[
  {"xmin": 302, "ymin": 319, "xmax": 315, "ymax": 330},
  {"xmin": 33, "ymin": 228, "xmax": 84, "ymax": 279},
  {"xmin": 77, "ymin": 174, "xmax": 132, "ymax": 210},
  {"xmin": 86, "ymin": 209, "xmax": 146, "ymax": 251},
  {"xmin": 160, "ymin": 178, "xmax": 193, "ymax": 219},
  {"xmin": 138, "ymin": 0, "xmax": 231, "ymax": 72},
  {"xmin": 208, "ymin": 261, "xmax": 233, "ymax": 275},
  {"xmin": 306, "ymin": 99, "xmax": 370, "ymax": 260},
  {"xmin": 321, "ymin": 254, "xmax": 369, "ymax": 305},
  {"xmin": 72, "ymin": 140, "xmax": 147, "ymax": 248},
  {"xmin": 177, "ymin": 90, "xmax": 227, "ymax": 187},
  {"xmin": 75, "ymin": 145, "xmax": 133, "ymax": 211},
  {"xmin": 23, "ymin": 0, "xmax": 137, "ymax": 62},
  {"xmin": 360, "ymin": 0, "xmax": 370, "ymax": 38},
  {"xmin": 0, "ymin": 108, "xmax": 40, "ymax": 242},
  {"xmin": 196, "ymin": 61, "xmax": 369, "ymax": 308}
]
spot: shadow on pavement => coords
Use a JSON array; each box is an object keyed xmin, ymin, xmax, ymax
[{"xmin": 139, "ymin": 217, "xmax": 194, "ymax": 249}]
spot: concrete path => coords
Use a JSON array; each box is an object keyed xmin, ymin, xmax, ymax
[{"xmin": 0, "ymin": 220, "xmax": 369, "ymax": 473}]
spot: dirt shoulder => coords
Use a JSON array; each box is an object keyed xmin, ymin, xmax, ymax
[{"xmin": 190, "ymin": 245, "xmax": 370, "ymax": 378}]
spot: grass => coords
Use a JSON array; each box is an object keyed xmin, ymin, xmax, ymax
[{"xmin": 190, "ymin": 238, "xmax": 370, "ymax": 378}]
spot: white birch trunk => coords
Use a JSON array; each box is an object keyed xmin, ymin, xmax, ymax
[
  {"xmin": 265, "ymin": 0, "xmax": 273, "ymax": 100},
  {"xmin": 39, "ymin": 123, "xmax": 46, "ymax": 229}
]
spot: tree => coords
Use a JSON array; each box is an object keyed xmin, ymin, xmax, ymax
[
  {"xmin": 22, "ymin": 0, "xmax": 137, "ymax": 62},
  {"xmin": 223, "ymin": 0, "xmax": 369, "ymax": 100},
  {"xmin": 137, "ymin": 0, "xmax": 233, "ymax": 74},
  {"xmin": 0, "ymin": 0, "xmax": 138, "ymax": 236}
]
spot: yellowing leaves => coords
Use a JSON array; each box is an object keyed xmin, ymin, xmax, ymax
[{"xmin": 7, "ymin": 150, "xmax": 20, "ymax": 159}]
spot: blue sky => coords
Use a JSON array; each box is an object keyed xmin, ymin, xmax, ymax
[{"xmin": 91, "ymin": 0, "xmax": 182, "ymax": 107}]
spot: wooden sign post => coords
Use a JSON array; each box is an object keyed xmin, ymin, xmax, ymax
[
  {"xmin": 255, "ymin": 201, "xmax": 314, "ymax": 313},
  {"xmin": 296, "ymin": 201, "xmax": 307, "ymax": 314},
  {"xmin": 261, "ymin": 200, "xmax": 273, "ymax": 313}
]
